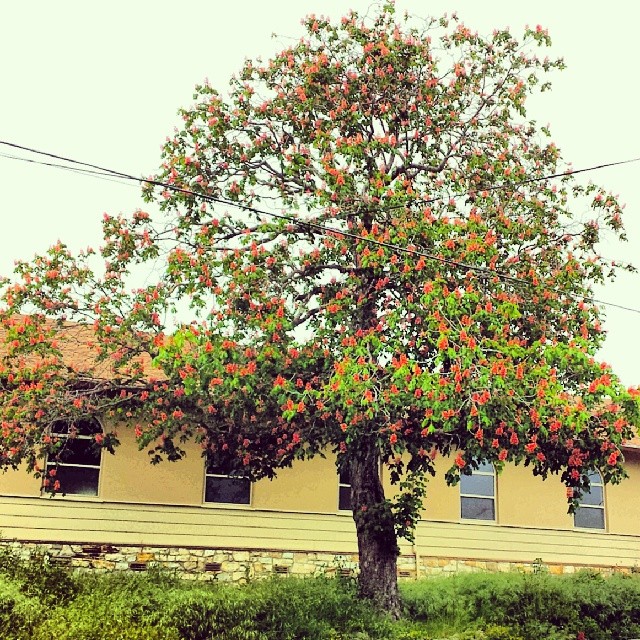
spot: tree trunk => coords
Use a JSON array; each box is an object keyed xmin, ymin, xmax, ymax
[{"xmin": 350, "ymin": 437, "xmax": 401, "ymax": 619}]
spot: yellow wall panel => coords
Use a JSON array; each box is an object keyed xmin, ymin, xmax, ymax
[
  {"xmin": 101, "ymin": 424, "xmax": 205, "ymax": 505},
  {"xmin": 606, "ymin": 449, "xmax": 640, "ymax": 535},
  {"xmin": 2, "ymin": 494, "xmax": 640, "ymax": 568},
  {"xmin": 252, "ymin": 455, "xmax": 340, "ymax": 513},
  {"xmin": 0, "ymin": 465, "xmax": 41, "ymax": 497},
  {"xmin": 2, "ymin": 435, "xmax": 640, "ymax": 566},
  {"xmin": 415, "ymin": 519, "xmax": 640, "ymax": 567},
  {"xmin": 380, "ymin": 453, "xmax": 461, "ymax": 521},
  {"xmin": 497, "ymin": 464, "xmax": 571, "ymax": 530},
  {"xmin": 420, "ymin": 454, "xmax": 461, "ymax": 521}
]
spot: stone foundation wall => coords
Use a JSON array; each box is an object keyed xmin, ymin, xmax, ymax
[
  {"xmin": 417, "ymin": 556, "xmax": 635, "ymax": 577},
  {"xmin": 1, "ymin": 539, "xmax": 634, "ymax": 582}
]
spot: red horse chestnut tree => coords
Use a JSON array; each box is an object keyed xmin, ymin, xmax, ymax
[{"xmin": 1, "ymin": 4, "xmax": 638, "ymax": 615}]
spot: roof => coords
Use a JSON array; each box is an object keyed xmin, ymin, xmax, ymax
[{"xmin": 0, "ymin": 315, "xmax": 162, "ymax": 381}]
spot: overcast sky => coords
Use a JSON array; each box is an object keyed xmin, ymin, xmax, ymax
[{"xmin": 1, "ymin": 1, "xmax": 639, "ymax": 385}]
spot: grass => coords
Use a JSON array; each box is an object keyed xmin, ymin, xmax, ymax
[{"xmin": 1, "ymin": 546, "xmax": 639, "ymax": 639}]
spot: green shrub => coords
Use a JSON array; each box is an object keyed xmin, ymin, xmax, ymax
[
  {"xmin": 3, "ymin": 549, "xmax": 640, "ymax": 640},
  {"xmin": 31, "ymin": 571, "xmax": 181, "ymax": 640},
  {"xmin": 400, "ymin": 571, "xmax": 640, "ymax": 640},
  {"xmin": 399, "ymin": 572, "xmax": 525, "ymax": 635},
  {"xmin": 20, "ymin": 569, "xmax": 391, "ymax": 640},
  {"xmin": 156, "ymin": 576, "xmax": 393, "ymax": 640},
  {"xmin": 34, "ymin": 617, "xmax": 179, "ymax": 640},
  {"xmin": 471, "ymin": 571, "xmax": 640, "ymax": 640},
  {"xmin": 0, "ymin": 544, "xmax": 79, "ymax": 606},
  {"xmin": 0, "ymin": 575, "xmax": 45, "ymax": 639},
  {"xmin": 393, "ymin": 624, "xmax": 526, "ymax": 640}
]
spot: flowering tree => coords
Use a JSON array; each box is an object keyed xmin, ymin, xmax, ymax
[{"xmin": 1, "ymin": 4, "xmax": 638, "ymax": 615}]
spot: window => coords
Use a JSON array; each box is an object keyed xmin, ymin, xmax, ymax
[
  {"xmin": 204, "ymin": 462, "xmax": 250, "ymax": 505},
  {"xmin": 45, "ymin": 419, "xmax": 102, "ymax": 496},
  {"xmin": 574, "ymin": 470, "xmax": 605, "ymax": 530},
  {"xmin": 460, "ymin": 461, "xmax": 496, "ymax": 521},
  {"xmin": 338, "ymin": 468, "xmax": 351, "ymax": 511}
]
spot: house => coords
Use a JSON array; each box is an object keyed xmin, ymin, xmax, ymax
[{"xmin": 1, "ymin": 319, "xmax": 640, "ymax": 579}]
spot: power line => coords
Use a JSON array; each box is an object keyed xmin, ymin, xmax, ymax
[
  {"xmin": 382, "ymin": 157, "xmax": 640, "ymax": 213},
  {"xmin": 0, "ymin": 152, "xmax": 138, "ymax": 189},
  {"xmin": 0, "ymin": 141, "xmax": 132, "ymax": 179},
  {"xmin": 0, "ymin": 144, "xmax": 632, "ymax": 276},
  {"xmin": 3, "ymin": 139, "xmax": 640, "ymax": 214},
  {"xmin": 0, "ymin": 141, "xmax": 551, "ymax": 286},
  {"xmin": 1, "ymin": 139, "xmax": 639, "ymax": 315}
]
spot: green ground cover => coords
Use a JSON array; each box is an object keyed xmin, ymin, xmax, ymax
[{"xmin": 1, "ymin": 546, "xmax": 638, "ymax": 639}]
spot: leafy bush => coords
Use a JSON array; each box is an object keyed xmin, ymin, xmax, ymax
[
  {"xmin": 31, "ymin": 570, "xmax": 181, "ymax": 640},
  {"xmin": 2, "ymin": 547, "xmax": 640, "ymax": 640},
  {"xmin": 0, "ymin": 545, "xmax": 78, "ymax": 606},
  {"xmin": 472, "ymin": 571, "xmax": 640, "ymax": 639},
  {"xmin": 155, "ymin": 576, "xmax": 392, "ymax": 640},
  {"xmin": 0, "ymin": 576, "xmax": 45, "ymax": 639},
  {"xmin": 1, "ymin": 561, "xmax": 391, "ymax": 640},
  {"xmin": 400, "ymin": 571, "xmax": 640, "ymax": 640},
  {"xmin": 400, "ymin": 572, "xmax": 529, "ymax": 636}
]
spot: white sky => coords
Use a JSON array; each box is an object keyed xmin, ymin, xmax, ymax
[{"xmin": 1, "ymin": 1, "xmax": 639, "ymax": 385}]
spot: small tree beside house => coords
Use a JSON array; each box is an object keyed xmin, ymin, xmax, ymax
[{"xmin": 1, "ymin": 4, "xmax": 638, "ymax": 616}]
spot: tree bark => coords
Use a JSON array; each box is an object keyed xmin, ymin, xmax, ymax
[{"xmin": 350, "ymin": 436, "xmax": 401, "ymax": 619}]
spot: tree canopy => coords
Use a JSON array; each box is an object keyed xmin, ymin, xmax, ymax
[{"xmin": 1, "ymin": 3, "xmax": 638, "ymax": 614}]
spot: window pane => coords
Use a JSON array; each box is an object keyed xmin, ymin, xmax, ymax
[
  {"xmin": 580, "ymin": 485, "xmax": 603, "ymax": 507},
  {"xmin": 475, "ymin": 461, "xmax": 494, "ymax": 473},
  {"xmin": 205, "ymin": 476, "xmax": 250, "ymax": 504},
  {"xmin": 339, "ymin": 468, "xmax": 350, "ymax": 485},
  {"xmin": 461, "ymin": 497, "xmax": 495, "ymax": 520},
  {"xmin": 574, "ymin": 506, "xmax": 605, "ymax": 529},
  {"xmin": 53, "ymin": 438, "xmax": 101, "ymax": 466},
  {"xmin": 460, "ymin": 473, "xmax": 494, "ymax": 497},
  {"xmin": 51, "ymin": 466, "xmax": 100, "ymax": 496},
  {"xmin": 586, "ymin": 470, "xmax": 603, "ymax": 484},
  {"xmin": 339, "ymin": 485, "xmax": 351, "ymax": 511}
]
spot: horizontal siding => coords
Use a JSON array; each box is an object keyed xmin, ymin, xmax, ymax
[
  {"xmin": 0, "ymin": 496, "xmax": 359, "ymax": 552},
  {"xmin": 415, "ymin": 520, "xmax": 640, "ymax": 567},
  {"xmin": 2, "ymin": 496, "xmax": 640, "ymax": 569}
]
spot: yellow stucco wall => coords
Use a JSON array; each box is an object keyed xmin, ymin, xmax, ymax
[
  {"xmin": 605, "ymin": 448, "xmax": 640, "ymax": 535},
  {"xmin": 1, "ymin": 426, "xmax": 639, "ymax": 538},
  {"xmin": 2, "ymin": 440, "xmax": 640, "ymax": 571},
  {"xmin": 252, "ymin": 455, "xmax": 342, "ymax": 513},
  {"xmin": 100, "ymin": 423, "xmax": 205, "ymax": 505},
  {"xmin": 0, "ymin": 464, "xmax": 41, "ymax": 497},
  {"xmin": 0, "ymin": 424, "xmax": 343, "ymax": 513},
  {"xmin": 496, "ymin": 463, "xmax": 571, "ymax": 530},
  {"xmin": 382, "ymin": 451, "xmax": 630, "ymax": 532},
  {"xmin": 101, "ymin": 425, "xmax": 342, "ymax": 512}
]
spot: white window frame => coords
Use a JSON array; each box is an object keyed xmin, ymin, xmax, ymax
[
  {"xmin": 44, "ymin": 418, "xmax": 102, "ymax": 496},
  {"xmin": 460, "ymin": 461, "xmax": 496, "ymax": 522},
  {"xmin": 203, "ymin": 463, "xmax": 251, "ymax": 505},
  {"xmin": 574, "ymin": 470, "xmax": 606, "ymax": 530}
]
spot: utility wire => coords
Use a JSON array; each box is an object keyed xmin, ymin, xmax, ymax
[
  {"xmin": 0, "ymin": 143, "xmax": 559, "ymax": 287},
  {"xmin": 382, "ymin": 156, "xmax": 640, "ymax": 213},
  {"xmin": 3, "ymin": 139, "xmax": 640, "ymax": 213},
  {"xmin": 0, "ymin": 152, "xmax": 138, "ymax": 189},
  {"xmin": 0, "ymin": 141, "xmax": 132, "ymax": 179},
  {"xmin": 1, "ymin": 140, "xmax": 639, "ymax": 315},
  {"xmin": 0, "ymin": 142, "xmax": 634, "ymax": 271}
]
